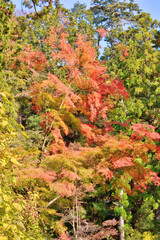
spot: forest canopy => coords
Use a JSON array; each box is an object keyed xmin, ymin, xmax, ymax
[{"xmin": 0, "ymin": 0, "xmax": 160, "ymax": 239}]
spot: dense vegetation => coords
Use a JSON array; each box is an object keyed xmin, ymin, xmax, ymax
[{"xmin": 0, "ymin": 0, "xmax": 160, "ymax": 239}]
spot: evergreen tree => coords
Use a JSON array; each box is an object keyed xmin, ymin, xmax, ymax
[{"xmin": 91, "ymin": 0, "xmax": 140, "ymax": 48}]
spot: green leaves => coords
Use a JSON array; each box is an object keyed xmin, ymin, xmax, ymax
[{"xmin": 0, "ymin": 1, "xmax": 159, "ymax": 239}]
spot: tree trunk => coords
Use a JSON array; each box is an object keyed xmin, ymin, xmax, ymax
[{"xmin": 119, "ymin": 188, "xmax": 125, "ymax": 240}]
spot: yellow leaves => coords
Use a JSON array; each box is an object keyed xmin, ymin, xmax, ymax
[
  {"xmin": 144, "ymin": 66, "xmax": 152, "ymax": 74},
  {"xmin": 13, "ymin": 202, "xmax": 23, "ymax": 211},
  {"xmin": 133, "ymin": 158, "xmax": 143, "ymax": 165},
  {"xmin": 78, "ymin": 167, "xmax": 94, "ymax": 181},
  {"xmin": 135, "ymin": 87, "xmax": 143, "ymax": 94},
  {"xmin": 0, "ymin": 236, "xmax": 8, "ymax": 240},
  {"xmin": 16, "ymin": 221, "xmax": 25, "ymax": 232},
  {"xmin": 63, "ymin": 111, "xmax": 81, "ymax": 132},
  {"xmin": 142, "ymin": 231, "xmax": 157, "ymax": 240},
  {"xmin": 45, "ymin": 208, "xmax": 57, "ymax": 215},
  {"xmin": 10, "ymin": 157, "xmax": 21, "ymax": 166},
  {"xmin": 0, "ymin": 120, "xmax": 8, "ymax": 127},
  {"xmin": 22, "ymin": 131, "xmax": 29, "ymax": 139},
  {"xmin": 0, "ymin": 159, "xmax": 7, "ymax": 167},
  {"xmin": 51, "ymin": 220, "xmax": 66, "ymax": 235},
  {"xmin": 59, "ymin": 118, "xmax": 69, "ymax": 136},
  {"xmin": 155, "ymin": 86, "xmax": 160, "ymax": 94},
  {"xmin": 0, "ymin": 91, "xmax": 9, "ymax": 101}
]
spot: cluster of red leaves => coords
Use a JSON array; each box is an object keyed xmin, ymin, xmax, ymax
[
  {"xmin": 17, "ymin": 165, "xmax": 81, "ymax": 197},
  {"xmin": 80, "ymin": 123, "xmax": 96, "ymax": 143},
  {"xmin": 93, "ymin": 129, "xmax": 160, "ymax": 194},
  {"xmin": 96, "ymin": 28, "xmax": 108, "ymax": 38},
  {"xmin": 44, "ymin": 26, "xmax": 128, "ymax": 123},
  {"xmin": 11, "ymin": 45, "xmax": 49, "ymax": 73},
  {"xmin": 131, "ymin": 123, "xmax": 160, "ymax": 141},
  {"xmin": 59, "ymin": 169, "xmax": 81, "ymax": 181},
  {"xmin": 17, "ymin": 167, "xmax": 57, "ymax": 183},
  {"xmin": 0, "ymin": 6, "xmax": 10, "ymax": 16},
  {"xmin": 156, "ymin": 146, "xmax": 160, "ymax": 160},
  {"xmin": 27, "ymin": 25, "xmax": 129, "ymax": 151},
  {"xmin": 116, "ymin": 43, "xmax": 129, "ymax": 61},
  {"xmin": 59, "ymin": 233, "xmax": 71, "ymax": 240},
  {"xmin": 16, "ymin": 24, "xmax": 160, "ymax": 206},
  {"xmin": 103, "ymin": 120, "xmax": 128, "ymax": 133},
  {"xmin": 113, "ymin": 157, "xmax": 134, "ymax": 169},
  {"xmin": 49, "ymin": 129, "xmax": 67, "ymax": 154},
  {"xmin": 51, "ymin": 181, "xmax": 76, "ymax": 197}
]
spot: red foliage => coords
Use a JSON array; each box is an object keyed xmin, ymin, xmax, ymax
[
  {"xmin": 96, "ymin": 28, "xmax": 108, "ymax": 38},
  {"xmin": 116, "ymin": 43, "xmax": 129, "ymax": 61},
  {"xmin": 43, "ymin": 27, "xmax": 129, "ymax": 125},
  {"xmin": 80, "ymin": 124, "xmax": 96, "ymax": 143},
  {"xmin": 18, "ymin": 167, "xmax": 57, "ymax": 183},
  {"xmin": 27, "ymin": 25, "xmax": 129, "ymax": 155},
  {"xmin": 20, "ymin": 23, "xmax": 160, "ymax": 199},
  {"xmin": 60, "ymin": 233, "xmax": 71, "ymax": 240},
  {"xmin": 113, "ymin": 157, "xmax": 134, "ymax": 169},
  {"xmin": 11, "ymin": 45, "xmax": 49, "ymax": 73},
  {"xmin": 94, "ymin": 133, "xmax": 160, "ymax": 193},
  {"xmin": 155, "ymin": 147, "xmax": 160, "ymax": 160},
  {"xmin": 60, "ymin": 169, "xmax": 81, "ymax": 181},
  {"xmin": 131, "ymin": 123, "xmax": 160, "ymax": 141},
  {"xmin": 97, "ymin": 165, "xmax": 113, "ymax": 180},
  {"xmin": 51, "ymin": 182, "xmax": 76, "ymax": 197}
]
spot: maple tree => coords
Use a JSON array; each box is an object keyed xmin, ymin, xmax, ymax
[{"xmin": 15, "ymin": 23, "xmax": 127, "ymax": 166}]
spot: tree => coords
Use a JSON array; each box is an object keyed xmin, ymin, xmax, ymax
[
  {"xmin": 12, "ymin": 21, "xmax": 160, "ymax": 239},
  {"xmin": 22, "ymin": 0, "xmax": 53, "ymax": 13},
  {"xmin": 103, "ymin": 12, "xmax": 160, "ymax": 131},
  {"xmin": 91, "ymin": 0, "xmax": 140, "ymax": 48},
  {"xmin": 68, "ymin": 2, "xmax": 95, "ymax": 44},
  {"xmin": 0, "ymin": 0, "xmax": 14, "ymax": 70},
  {"xmin": 24, "ymin": 24, "xmax": 128, "ymax": 165},
  {"xmin": 91, "ymin": 0, "xmax": 160, "ymax": 131},
  {"xmin": 81, "ymin": 123, "xmax": 160, "ymax": 239},
  {"xmin": 1, "ymin": 1, "xmax": 160, "ymax": 238}
]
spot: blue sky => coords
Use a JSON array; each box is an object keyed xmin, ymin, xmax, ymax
[
  {"xmin": 134, "ymin": 0, "xmax": 160, "ymax": 21},
  {"xmin": 12, "ymin": 0, "xmax": 160, "ymax": 21}
]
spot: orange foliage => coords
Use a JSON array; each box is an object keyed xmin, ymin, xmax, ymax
[
  {"xmin": 17, "ymin": 167, "xmax": 57, "ymax": 183},
  {"xmin": 116, "ymin": 43, "xmax": 129, "ymax": 61},
  {"xmin": 60, "ymin": 233, "xmax": 71, "ymax": 240},
  {"xmin": 27, "ymin": 24, "xmax": 129, "ymax": 154},
  {"xmin": 131, "ymin": 123, "xmax": 160, "ymax": 141},
  {"xmin": 16, "ymin": 24, "xmax": 160, "ymax": 202},
  {"xmin": 96, "ymin": 28, "xmax": 108, "ymax": 38},
  {"xmin": 12, "ymin": 45, "xmax": 49, "ymax": 73},
  {"xmin": 92, "ymin": 128, "xmax": 160, "ymax": 193},
  {"xmin": 113, "ymin": 157, "xmax": 134, "ymax": 169}
]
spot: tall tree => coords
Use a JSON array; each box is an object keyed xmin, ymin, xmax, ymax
[
  {"xmin": 103, "ymin": 12, "xmax": 160, "ymax": 131},
  {"xmin": 68, "ymin": 2, "xmax": 95, "ymax": 43},
  {"xmin": 91, "ymin": 0, "xmax": 160, "ymax": 131},
  {"xmin": 91, "ymin": 0, "xmax": 140, "ymax": 48}
]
